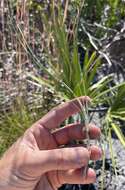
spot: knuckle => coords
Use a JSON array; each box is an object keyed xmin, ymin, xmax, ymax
[
  {"xmin": 76, "ymin": 147, "xmax": 90, "ymax": 167},
  {"xmin": 88, "ymin": 123, "xmax": 96, "ymax": 128},
  {"xmin": 56, "ymin": 149, "xmax": 64, "ymax": 169}
]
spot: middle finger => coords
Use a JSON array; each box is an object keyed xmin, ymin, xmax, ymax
[{"xmin": 52, "ymin": 123, "xmax": 101, "ymax": 146}]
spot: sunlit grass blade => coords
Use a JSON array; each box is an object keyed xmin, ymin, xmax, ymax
[
  {"xmin": 27, "ymin": 73, "xmax": 55, "ymax": 90},
  {"xmin": 87, "ymin": 57, "xmax": 102, "ymax": 86},
  {"xmin": 89, "ymin": 74, "xmax": 113, "ymax": 98},
  {"xmin": 94, "ymin": 82, "xmax": 125, "ymax": 100},
  {"xmin": 110, "ymin": 122, "xmax": 125, "ymax": 148},
  {"xmin": 111, "ymin": 114, "xmax": 125, "ymax": 121},
  {"xmin": 108, "ymin": 128, "xmax": 118, "ymax": 176},
  {"xmin": 84, "ymin": 51, "xmax": 97, "ymax": 71}
]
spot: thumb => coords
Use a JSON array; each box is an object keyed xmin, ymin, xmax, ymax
[{"xmin": 32, "ymin": 147, "xmax": 90, "ymax": 174}]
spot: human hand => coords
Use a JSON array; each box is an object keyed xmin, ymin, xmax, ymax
[{"xmin": 0, "ymin": 96, "xmax": 101, "ymax": 190}]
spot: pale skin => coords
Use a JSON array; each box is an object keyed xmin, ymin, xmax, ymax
[{"xmin": 0, "ymin": 96, "xmax": 102, "ymax": 190}]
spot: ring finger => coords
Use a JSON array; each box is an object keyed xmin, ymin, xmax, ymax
[{"xmin": 53, "ymin": 123, "xmax": 101, "ymax": 146}]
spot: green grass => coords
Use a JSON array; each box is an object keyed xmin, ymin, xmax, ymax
[{"xmin": 0, "ymin": 98, "xmax": 42, "ymax": 156}]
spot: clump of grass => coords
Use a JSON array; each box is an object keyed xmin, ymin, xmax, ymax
[{"xmin": 0, "ymin": 97, "xmax": 43, "ymax": 156}]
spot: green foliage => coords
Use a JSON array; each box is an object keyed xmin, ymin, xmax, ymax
[
  {"xmin": 111, "ymin": 123, "xmax": 125, "ymax": 148},
  {"xmin": 28, "ymin": 3, "xmax": 115, "ymax": 102},
  {"xmin": 0, "ymin": 99, "xmax": 40, "ymax": 156},
  {"xmin": 104, "ymin": 84, "xmax": 125, "ymax": 148},
  {"xmin": 110, "ymin": 84, "xmax": 125, "ymax": 118},
  {"xmin": 82, "ymin": 0, "xmax": 124, "ymax": 26},
  {"xmin": 28, "ymin": 1, "xmax": 125, "ymax": 153}
]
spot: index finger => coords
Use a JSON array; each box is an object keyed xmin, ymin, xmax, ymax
[{"xmin": 38, "ymin": 96, "xmax": 91, "ymax": 129}]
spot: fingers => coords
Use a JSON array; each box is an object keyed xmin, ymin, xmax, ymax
[
  {"xmin": 90, "ymin": 145, "xmax": 102, "ymax": 160},
  {"xmin": 53, "ymin": 123, "xmax": 101, "ymax": 146},
  {"xmin": 34, "ymin": 146, "xmax": 101, "ymax": 174},
  {"xmin": 34, "ymin": 147, "xmax": 90, "ymax": 174},
  {"xmin": 37, "ymin": 96, "xmax": 90, "ymax": 129},
  {"xmin": 58, "ymin": 168, "xmax": 96, "ymax": 185}
]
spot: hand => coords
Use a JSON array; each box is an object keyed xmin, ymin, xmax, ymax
[{"xmin": 0, "ymin": 96, "xmax": 101, "ymax": 190}]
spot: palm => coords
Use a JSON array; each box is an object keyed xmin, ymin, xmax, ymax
[{"xmin": 28, "ymin": 125, "xmax": 61, "ymax": 190}]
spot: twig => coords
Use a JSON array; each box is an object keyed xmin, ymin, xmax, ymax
[{"xmin": 81, "ymin": 100, "xmax": 91, "ymax": 177}]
